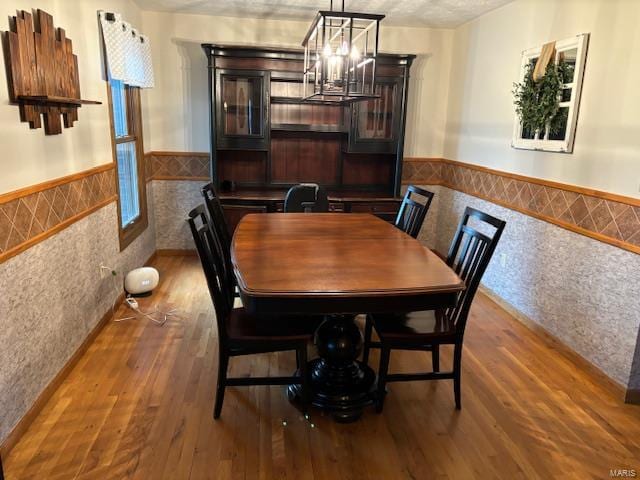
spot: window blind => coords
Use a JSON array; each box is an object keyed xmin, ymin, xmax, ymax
[{"xmin": 99, "ymin": 11, "xmax": 154, "ymax": 88}]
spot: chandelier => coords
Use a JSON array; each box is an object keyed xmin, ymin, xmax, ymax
[{"xmin": 302, "ymin": 0, "xmax": 384, "ymax": 103}]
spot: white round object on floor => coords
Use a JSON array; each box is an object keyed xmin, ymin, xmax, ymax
[{"xmin": 124, "ymin": 267, "xmax": 160, "ymax": 295}]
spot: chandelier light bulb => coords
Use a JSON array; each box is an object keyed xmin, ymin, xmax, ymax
[{"xmin": 350, "ymin": 45, "xmax": 360, "ymax": 60}]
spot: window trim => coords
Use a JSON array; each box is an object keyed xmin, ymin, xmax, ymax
[
  {"xmin": 512, "ymin": 33, "xmax": 589, "ymax": 153},
  {"xmin": 107, "ymin": 81, "xmax": 148, "ymax": 251}
]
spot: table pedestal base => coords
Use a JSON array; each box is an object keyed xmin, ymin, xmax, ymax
[{"xmin": 288, "ymin": 315, "xmax": 376, "ymax": 423}]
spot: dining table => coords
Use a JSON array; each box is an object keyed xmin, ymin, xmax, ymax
[{"xmin": 232, "ymin": 213, "xmax": 465, "ymax": 422}]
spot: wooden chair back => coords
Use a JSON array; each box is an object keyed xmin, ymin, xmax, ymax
[
  {"xmin": 395, "ymin": 185, "xmax": 434, "ymax": 238},
  {"xmin": 201, "ymin": 183, "xmax": 236, "ymax": 294},
  {"xmin": 201, "ymin": 183, "xmax": 231, "ymax": 250},
  {"xmin": 187, "ymin": 205, "xmax": 234, "ymax": 340},
  {"xmin": 445, "ymin": 207, "xmax": 506, "ymax": 334}
]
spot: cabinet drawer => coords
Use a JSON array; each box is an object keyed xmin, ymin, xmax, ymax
[
  {"xmin": 276, "ymin": 202, "xmax": 342, "ymax": 212},
  {"xmin": 222, "ymin": 204, "xmax": 267, "ymax": 235},
  {"xmin": 349, "ymin": 202, "xmax": 400, "ymax": 214}
]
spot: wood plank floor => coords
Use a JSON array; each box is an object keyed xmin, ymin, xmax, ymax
[{"xmin": 3, "ymin": 255, "xmax": 639, "ymax": 479}]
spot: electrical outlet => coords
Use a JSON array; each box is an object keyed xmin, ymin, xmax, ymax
[
  {"xmin": 500, "ymin": 253, "xmax": 508, "ymax": 268},
  {"xmin": 99, "ymin": 263, "xmax": 112, "ymax": 278}
]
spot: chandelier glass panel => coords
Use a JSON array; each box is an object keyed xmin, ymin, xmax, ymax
[{"xmin": 302, "ymin": 2, "xmax": 384, "ymax": 103}]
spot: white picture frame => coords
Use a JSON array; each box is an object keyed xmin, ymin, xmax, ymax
[{"xmin": 512, "ymin": 33, "xmax": 589, "ymax": 153}]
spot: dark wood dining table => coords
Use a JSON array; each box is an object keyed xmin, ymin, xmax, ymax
[{"xmin": 232, "ymin": 213, "xmax": 464, "ymax": 421}]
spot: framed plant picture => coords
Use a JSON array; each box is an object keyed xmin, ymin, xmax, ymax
[{"xmin": 512, "ymin": 33, "xmax": 589, "ymax": 153}]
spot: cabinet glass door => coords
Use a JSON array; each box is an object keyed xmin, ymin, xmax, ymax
[
  {"xmin": 216, "ymin": 69, "xmax": 269, "ymax": 150},
  {"xmin": 356, "ymin": 82, "xmax": 397, "ymax": 141},
  {"xmin": 349, "ymin": 77, "xmax": 402, "ymax": 154},
  {"xmin": 222, "ymin": 76, "xmax": 263, "ymax": 136}
]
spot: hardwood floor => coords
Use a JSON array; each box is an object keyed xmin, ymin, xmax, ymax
[{"xmin": 3, "ymin": 255, "xmax": 639, "ymax": 479}]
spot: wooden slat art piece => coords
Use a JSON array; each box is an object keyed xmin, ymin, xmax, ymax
[{"xmin": 2, "ymin": 9, "xmax": 101, "ymax": 135}]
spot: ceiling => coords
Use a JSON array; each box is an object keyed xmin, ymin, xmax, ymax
[{"xmin": 131, "ymin": 0, "xmax": 515, "ymax": 28}]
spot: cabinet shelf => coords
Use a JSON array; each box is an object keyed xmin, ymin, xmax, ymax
[
  {"xmin": 271, "ymin": 96, "xmax": 342, "ymax": 106},
  {"xmin": 360, "ymin": 111, "xmax": 394, "ymax": 118},
  {"xmin": 271, "ymin": 123, "xmax": 344, "ymax": 133},
  {"xmin": 17, "ymin": 95, "xmax": 101, "ymax": 106}
]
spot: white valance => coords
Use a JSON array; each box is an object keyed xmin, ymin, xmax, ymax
[{"xmin": 99, "ymin": 11, "xmax": 154, "ymax": 88}]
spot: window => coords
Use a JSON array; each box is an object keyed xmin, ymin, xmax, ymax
[
  {"xmin": 512, "ymin": 33, "xmax": 589, "ymax": 153},
  {"xmin": 108, "ymin": 78, "xmax": 148, "ymax": 249}
]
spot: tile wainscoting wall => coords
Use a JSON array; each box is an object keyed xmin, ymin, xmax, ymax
[
  {"xmin": 403, "ymin": 158, "xmax": 640, "ymax": 255},
  {"xmin": 404, "ymin": 158, "xmax": 640, "ymax": 399},
  {"xmin": 145, "ymin": 152, "xmax": 209, "ymax": 251},
  {"xmin": 152, "ymin": 181, "xmax": 206, "ymax": 250},
  {"xmin": 145, "ymin": 151, "xmax": 210, "ymax": 181},
  {"xmin": 0, "ymin": 168, "xmax": 157, "ymax": 446},
  {"xmin": 0, "ymin": 165, "xmax": 117, "ymax": 262}
]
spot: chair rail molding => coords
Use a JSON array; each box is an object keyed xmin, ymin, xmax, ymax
[
  {"xmin": 402, "ymin": 158, "xmax": 640, "ymax": 255},
  {"xmin": 0, "ymin": 164, "xmax": 117, "ymax": 263}
]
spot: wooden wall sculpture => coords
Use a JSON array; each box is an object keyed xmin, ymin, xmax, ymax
[{"xmin": 2, "ymin": 9, "xmax": 100, "ymax": 135}]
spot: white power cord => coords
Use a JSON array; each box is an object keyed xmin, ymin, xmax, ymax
[
  {"xmin": 115, "ymin": 296, "xmax": 179, "ymax": 326},
  {"xmin": 101, "ymin": 265, "xmax": 179, "ymax": 326}
]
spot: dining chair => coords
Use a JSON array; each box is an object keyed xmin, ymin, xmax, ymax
[
  {"xmin": 394, "ymin": 185, "xmax": 435, "ymax": 238},
  {"xmin": 362, "ymin": 206, "xmax": 506, "ymax": 412},
  {"xmin": 201, "ymin": 183, "xmax": 238, "ymax": 298},
  {"xmin": 284, "ymin": 183, "xmax": 329, "ymax": 212},
  {"xmin": 188, "ymin": 205, "xmax": 320, "ymax": 418},
  {"xmin": 201, "ymin": 183, "xmax": 231, "ymax": 251}
]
